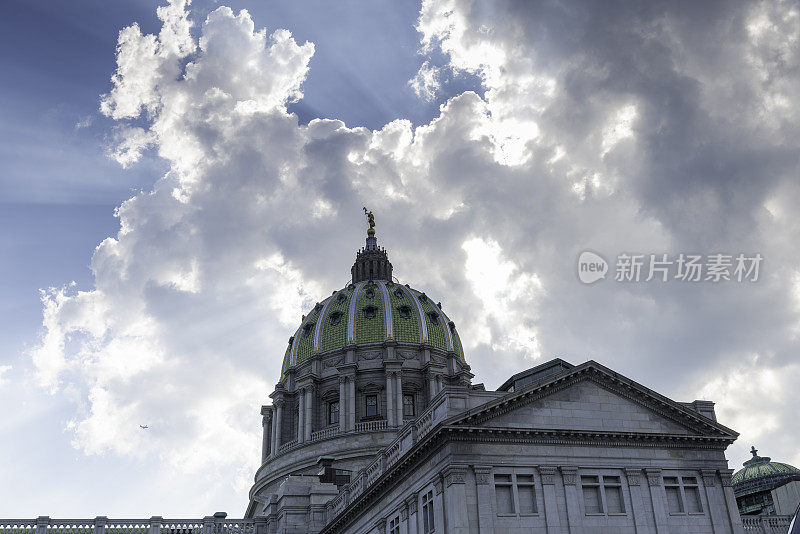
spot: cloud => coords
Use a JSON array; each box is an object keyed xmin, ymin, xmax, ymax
[
  {"xmin": 31, "ymin": 0, "xmax": 800, "ymax": 510},
  {"xmin": 409, "ymin": 60, "xmax": 441, "ymax": 101}
]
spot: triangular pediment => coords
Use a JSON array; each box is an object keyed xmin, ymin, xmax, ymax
[{"xmin": 450, "ymin": 362, "xmax": 737, "ymax": 439}]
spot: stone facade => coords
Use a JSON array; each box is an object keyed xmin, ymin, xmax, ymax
[{"xmin": 247, "ymin": 359, "xmax": 746, "ymax": 534}]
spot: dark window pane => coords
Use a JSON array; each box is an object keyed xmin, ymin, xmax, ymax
[
  {"xmin": 516, "ymin": 475, "xmax": 534, "ymax": 484},
  {"xmin": 403, "ymin": 394, "xmax": 415, "ymax": 416},
  {"xmin": 494, "ymin": 474, "xmax": 512, "ymax": 483},
  {"xmin": 365, "ymin": 395, "xmax": 378, "ymax": 417},
  {"xmin": 581, "ymin": 475, "xmax": 599, "ymax": 485},
  {"xmin": 329, "ymin": 401, "xmax": 339, "ymax": 425}
]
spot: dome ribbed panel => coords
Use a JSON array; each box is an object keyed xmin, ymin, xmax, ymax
[
  {"xmin": 416, "ymin": 297, "xmax": 448, "ymax": 351},
  {"xmin": 318, "ymin": 288, "xmax": 353, "ymax": 353},
  {"xmin": 355, "ymin": 282, "xmax": 385, "ymax": 344},
  {"xmin": 295, "ymin": 302, "xmax": 326, "ymax": 366},
  {"xmin": 386, "ymin": 282, "xmax": 421, "ymax": 344},
  {"xmin": 733, "ymin": 461, "xmax": 800, "ymax": 485}
]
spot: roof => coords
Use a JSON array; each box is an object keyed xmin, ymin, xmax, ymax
[
  {"xmin": 732, "ymin": 446, "xmax": 800, "ymax": 495},
  {"xmin": 497, "ymin": 358, "xmax": 574, "ymax": 391}
]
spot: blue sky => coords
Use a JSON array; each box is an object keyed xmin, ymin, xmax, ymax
[{"xmin": 2, "ymin": 0, "xmax": 799, "ymax": 520}]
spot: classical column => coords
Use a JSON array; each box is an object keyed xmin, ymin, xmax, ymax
[
  {"xmin": 274, "ymin": 400, "xmax": 284, "ymax": 451},
  {"xmin": 560, "ymin": 466, "xmax": 583, "ymax": 534},
  {"xmin": 624, "ymin": 468, "xmax": 648, "ymax": 534},
  {"xmin": 473, "ymin": 465, "xmax": 495, "ymax": 533},
  {"xmin": 298, "ymin": 390, "xmax": 305, "ymax": 443},
  {"xmin": 339, "ymin": 378, "xmax": 347, "ymax": 432},
  {"xmin": 260, "ymin": 406, "xmax": 272, "ymax": 462},
  {"xmin": 348, "ymin": 377, "xmax": 356, "ymax": 430},
  {"xmin": 538, "ymin": 466, "xmax": 561, "ymax": 534},
  {"xmin": 386, "ymin": 372, "xmax": 395, "ymax": 426},
  {"xmin": 395, "ymin": 371, "xmax": 404, "ymax": 427},
  {"xmin": 719, "ymin": 470, "xmax": 745, "ymax": 534},
  {"xmin": 645, "ymin": 468, "xmax": 669, "ymax": 534},
  {"xmin": 304, "ymin": 386, "xmax": 313, "ymax": 441},
  {"xmin": 405, "ymin": 493, "xmax": 418, "ymax": 534},
  {"xmin": 443, "ymin": 466, "xmax": 468, "ymax": 534}
]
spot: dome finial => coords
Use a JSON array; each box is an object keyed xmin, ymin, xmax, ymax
[
  {"xmin": 750, "ymin": 445, "xmax": 758, "ymax": 457},
  {"xmin": 363, "ymin": 207, "xmax": 376, "ymax": 236}
]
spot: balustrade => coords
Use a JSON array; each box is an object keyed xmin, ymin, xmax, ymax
[
  {"xmin": 0, "ymin": 518, "xmax": 260, "ymax": 534},
  {"xmin": 741, "ymin": 515, "xmax": 793, "ymax": 532}
]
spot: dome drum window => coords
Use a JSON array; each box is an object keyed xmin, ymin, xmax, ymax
[
  {"xmin": 397, "ymin": 305, "xmax": 412, "ymax": 319},
  {"xmin": 302, "ymin": 322, "xmax": 316, "ymax": 337},
  {"xmin": 394, "ymin": 288, "xmax": 404, "ymax": 299},
  {"xmin": 363, "ymin": 305, "xmax": 378, "ymax": 319},
  {"xmin": 329, "ymin": 311, "xmax": 343, "ymax": 326},
  {"xmin": 336, "ymin": 293, "xmax": 347, "ymax": 303},
  {"xmin": 427, "ymin": 311, "xmax": 440, "ymax": 324}
]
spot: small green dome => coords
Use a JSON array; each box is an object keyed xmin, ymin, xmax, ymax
[
  {"xmin": 281, "ymin": 280, "xmax": 465, "ymax": 376},
  {"xmin": 732, "ymin": 446, "xmax": 800, "ymax": 489}
]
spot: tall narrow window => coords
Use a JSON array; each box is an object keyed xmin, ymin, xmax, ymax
[
  {"xmin": 603, "ymin": 476, "xmax": 625, "ymax": 513},
  {"xmin": 683, "ymin": 477, "xmax": 703, "ymax": 513},
  {"xmin": 422, "ymin": 490, "xmax": 435, "ymax": 533},
  {"xmin": 581, "ymin": 476, "xmax": 603, "ymax": 514},
  {"xmin": 516, "ymin": 475, "xmax": 537, "ymax": 514},
  {"xmin": 328, "ymin": 401, "xmax": 339, "ymax": 425},
  {"xmin": 664, "ymin": 477, "xmax": 684, "ymax": 513},
  {"xmin": 494, "ymin": 474, "xmax": 515, "ymax": 514},
  {"xmin": 403, "ymin": 394, "xmax": 415, "ymax": 417},
  {"xmin": 389, "ymin": 516, "xmax": 400, "ymax": 534},
  {"xmin": 365, "ymin": 394, "xmax": 378, "ymax": 417}
]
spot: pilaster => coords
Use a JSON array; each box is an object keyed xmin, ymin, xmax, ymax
[
  {"xmin": 625, "ymin": 468, "xmax": 649, "ymax": 534},
  {"xmin": 538, "ymin": 466, "xmax": 561, "ymax": 534},
  {"xmin": 560, "ymin": 466, "xmax": 582, "ymax": 534},
  {"xmin": 645, "ymin": 468, "xmax": 668, "ymax": 534},
  {"xmin": 473, "ymin": 465, "xmax": 495, "ymax": 533}
]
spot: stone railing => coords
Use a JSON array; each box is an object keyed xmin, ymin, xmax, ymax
[
  {"xmin": 310, "ymin": 426, "xmax": 340, "ymax": 442},
  {"xmin": 276, "ymin": 439, "xmax": 298, "ymax": 455},
  {"xmin": 325, "ymin": 394, "xmax": 452, "ymax": 524},
  {"xmin": 0, "ymin": 516, "xmax": 261, "ymax": 534},
  {"xmin": 353, "ymin": 420, "xmax": 387, "ymax": 432},
  {"xmin": 741, "ymin": 515, "xmax": 793, "ymax": 533}
]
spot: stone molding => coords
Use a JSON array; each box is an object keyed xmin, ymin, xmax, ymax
[
  {"xmin": 405, "ymin": 493, "xmax": 418, "ymax": 515},
  {"xmin": 560, "ymin": 466, "xmax": 578, "ymax": 485},
  {"xmin": 719, "ymin": 469, "xmax": 734, "ymax": 487},
  {"xmin": 624, "ymin": 468, "xmax": 641, "ymax": 486},
  {"xmin": 538, "ymin": 466, "xmax": 557, "ymax": 485},
  {"xmin": 701, "ymin": 469, "xmax": 717, "ymax": 486},
  {"xmin": 442, "ymin": 465, "xmax": 467, "ymax": 486},
  {"xmin": 645, "ymin": 468, "xmax": 662, "ymax": 486},
  {"xmin": 473, "ymin": 465, "xmax": 492, "ymax": 485}
]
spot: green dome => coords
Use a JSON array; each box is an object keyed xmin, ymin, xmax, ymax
[
  {"xmin": 732, "ymin": 446, "xmax": 800, "ymax": 490},
  {"xmin": 281, "ymin": 279, "xmax": 465, "ymax": 376}
]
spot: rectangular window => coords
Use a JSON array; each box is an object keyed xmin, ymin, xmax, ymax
[
  {"xmin": 422, "ymin": 490, "xmax": 435, "ymax": 533},
  {"xmin": 603, "ymin": 476, "xmax": 625, "ymax": 514},
  {"xmin": 664, "ymin": 477, "xmax": 684, "ymax": 513},
  {"xmin": 403, "ymin": 393, "xmax": 415, "ymax": 416},
  {"xmin": 493, "ymin": 472, "xmax": 538, "ymax": 516},
  {"xmin": 581, "ymin": 476, "xmax": 603, "ymax": 514},
  {"xmin": 365, "ymin": 394, "xmax": 378, "ymax": 417},
  {"xmin": 389, "ymin": 516, "xmax": 400, "ymax": 534},
  {"xmin": 683, "ymin": 477, "xmax": 703, "ymax": 513},
  {"xmin": 516, "ymin": 475, "xmax": 537, "ymax": 514},
  {"xmin": 328, "ymin": 401, "xmax": 339, "ymax": 425},
  {"xmin": 494, "ymin": 474, "xmax": 515, "ymax": 514}
]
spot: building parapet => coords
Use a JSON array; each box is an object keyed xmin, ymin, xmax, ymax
[
  {"xmin": 0, "ymin": 515, "xmax": 263, "ymax": 534},
  {"xmin": 740, "ymin": 515, "xmax": 793, "ymax": 532}
]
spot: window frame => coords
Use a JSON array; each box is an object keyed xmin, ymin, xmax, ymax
[
  {"xmin": 421, "ymin": 489, "xmax": 435, "ymax": 533},
  {"xmin": 580, "ymin": 473, "xmax": 628, "ymax": 517},
  {"xmin": 403, "ymin": 393, "xmax": 415, "ymax": 417},
  {"xmin": 493, "ymin": 470, "xmax": 539, "ymax": 517},
  {"xmin": 664, "ymin": 475, "xmax": 704, "ymax": 516},
  {"xmin": 388, "ymin": 515, "xmax": 400, "ymax": 534},
  {"xmin": 328, "ymin": 400, "xmax": 339, "ymax": 425},
  {"xmin": 364, "ymin": 394, "xmax": 379, "ymax": 418}
]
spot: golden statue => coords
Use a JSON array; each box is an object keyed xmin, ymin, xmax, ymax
[{"xmin": 363, "ymin": 207, "xmax": 375, "ymax": 236}]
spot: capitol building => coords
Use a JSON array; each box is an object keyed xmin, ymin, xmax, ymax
[
  {"xmin": 241, "ymin": 218, "xmax": 774, "ymax": 534},
  {"xmin": 3, "ymin": 220, "xmax": 798, "ymax": 534}
]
